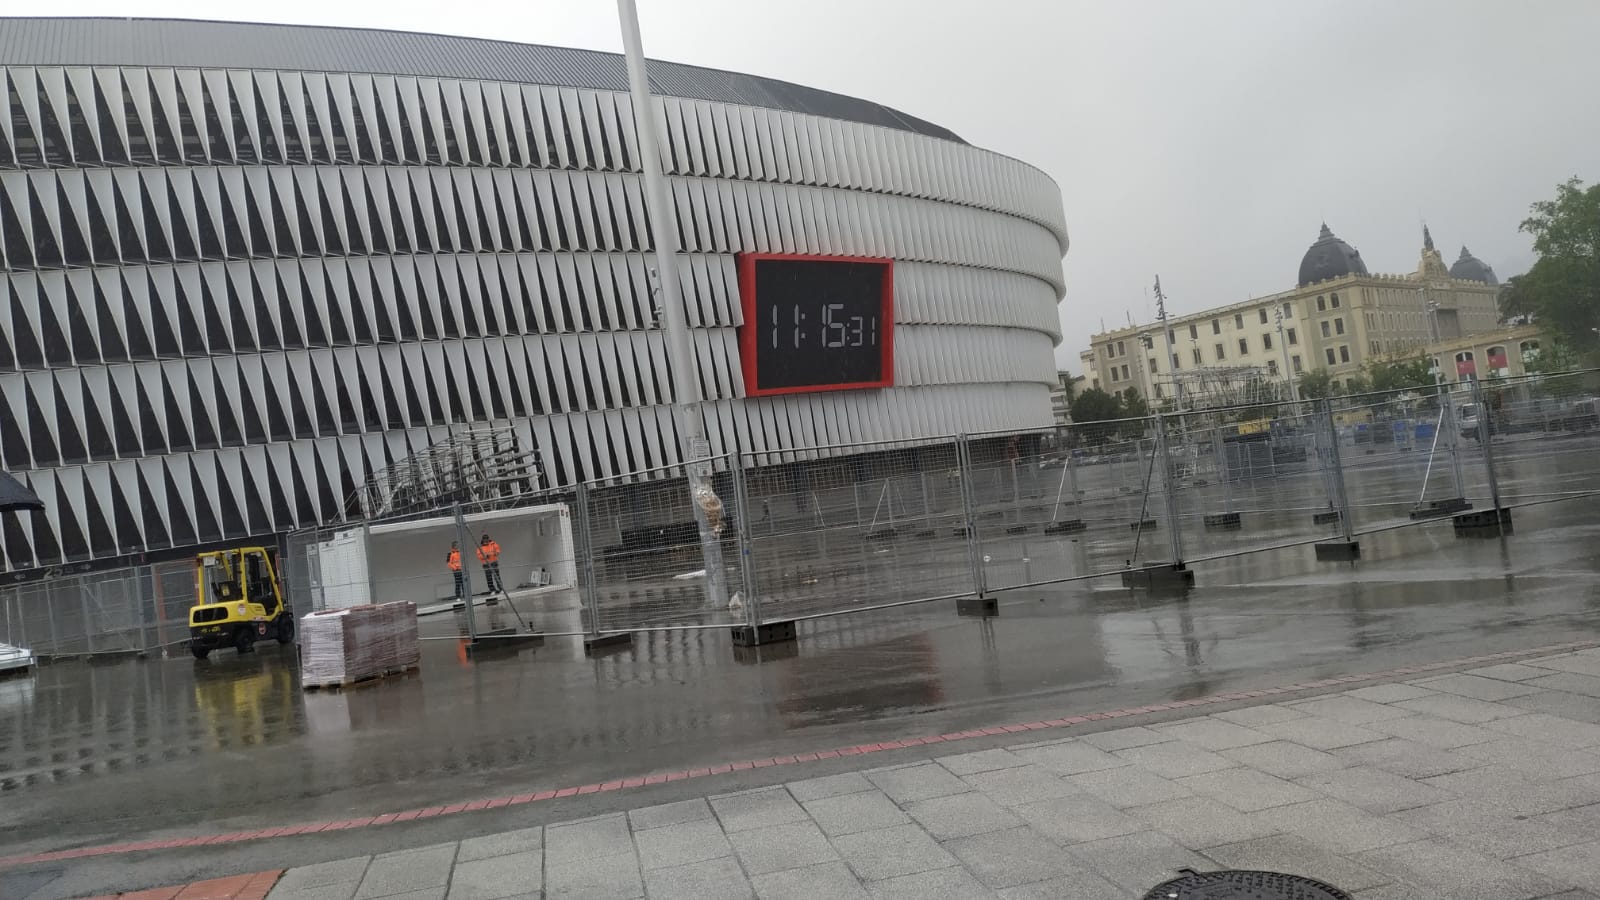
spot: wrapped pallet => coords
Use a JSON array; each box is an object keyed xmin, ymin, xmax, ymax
[{"xmin": 300, "ymin": 601, "xmax": 420, "ymax": 690}]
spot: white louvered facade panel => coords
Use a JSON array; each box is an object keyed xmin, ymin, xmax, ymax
[{"xmin": 0, "ymin": 24, "xmax": 1067, "ymax": 572}]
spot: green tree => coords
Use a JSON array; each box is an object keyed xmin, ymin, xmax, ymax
[
  {"xmin": 1297, "ymin": 368, "xmax": 1334, "ymax": 400},
  {"xmin": 1518, "ymin": 177, "xmax": 1600, "ymax": 345},
  {"xmin": 1365, "ymin": 355, "xmax": 1435, "ymax": 394},
  {"xmin": 1118, "ymin": 387, "xmax": 1150, "ymax": 439},
  {"xmin": 1497, "ymin": 274, "xmax": 1535, "ymax": 324},
  {"xmin": 1342, "ymin": 374, "xmax": 1371, "ymax": 396},
  {"xmin": 1068, "ymin": 387, "xmax": 1123, "ymax": 445}
]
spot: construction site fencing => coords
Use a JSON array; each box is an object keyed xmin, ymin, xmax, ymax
[
  {"xmin": 0, "ymin": 560, "xmax": 194, "ymax": 659},
  {"xmin": 10, "ymin": 370, "xmax": 1600, "ymax": 658}
]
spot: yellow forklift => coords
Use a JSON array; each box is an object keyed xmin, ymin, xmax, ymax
[{"xmin": 188, "ymin": 547, "xmax": 295, "ymax": 659}]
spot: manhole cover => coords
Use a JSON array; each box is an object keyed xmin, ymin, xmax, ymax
[{"xmin": 1142, "ymin": 869, "xmax": 1352, "ymax": 900}]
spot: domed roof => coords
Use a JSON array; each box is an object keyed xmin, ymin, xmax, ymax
[
  {"xmin": 1449, "ymin": 246, "xmax": 1498, "ymax": 285},
  {"xmin": 1297, "ymin": 223, "xmax": 1369, "ymax": 286}
]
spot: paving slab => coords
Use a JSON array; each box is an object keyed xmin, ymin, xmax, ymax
[
  {"xmin": 355, "ymin": 845, "xmax": 457, "ymax": 900},
  {"xmin": 943, "ymin": 825, "xmax": 1081, "ymax": 889},
  {"xmin": 1069, "ymin": 765, "xmax": 1195, "ymax": 808},
  {"xmin": 545, "ymin": 815, "xmax": 632, "ymax": 862},
  {"xmin": 1481, "ymin": 711, "xmax": 1600, "ymax": 748},
  {"xmin": 786, "ymin": 773, "xmax": 875, "ymax": 803},
  {"xmin": 1201, "ymin": 833, "xmax": 1392, "ymax": 893},
  {"xmin": 1331, "ymin": 737, "xmax": 1487, "ymax": 779},
  {"xmin": 1414, "ymin": 673, "xmax": 1543, "ymax": 701},
  {"xmin": 272, "ymin": 859, "xmax": 371, "ymax": 894},
  {"xmin": 1212, "ymin": 704, "xmax": 1310, "ymax": 727},
  {"xmin": 1114, "ymin": 740, "xmax": 1239, "ymax": 778},
  {"xmin": 1506, "ymin": 689, "xmax": 1600, "ymax": 724},
  {"xmin": 1421, "ymin": 766, "xmax": 1600, "ymax": 816},
  {"xmin": 1366, "ymin": 713, "xmax": 1501, "ymax": 749},
  {"xmin": 1012, "ymin": 795, "xmax": 1145, "ymax": 845},
  {"xmin": 445, "ymin": 851, "xmax": 541, "ymax": 900},
  {"xmin": 865, "ymin": 763, "xmax": 971, "ymax": 803},
  {"xmin": 1289, "ymin": 695, "xmax": 1415, "ymax": 724},
  {"xmin": 1151, "ymin": 717, "xmax": 1273, "ymax": 750},
  {"xmin": 1526, "ymin": 672, "xmax": 1600, "ymax": 699},
  {"xmin": 642, "ymin": 857, "xmax": 753, "ymax": 900},
  {"xmin": 1012, "ymin": 740, "xmax": 1127, "ymax": 775},
  {"xmin": 729, "ymin": 822, "xmax": 839, "ymax": 876},
  {"xmin": 1467, "ymin": 662, "xmax": 1557, "ymax": 682},
  {"xmin": 1256, "ymin": 715, "xmax": 1387, "ymax": 750},
  {"xmin": 1063, "ymin": 829, "xmax": 1213, "ymax": 893},
  {"xmin": 627, "ymin": 799, "xmax": 713, "ymax": 832},
  {"xmin": 634, "ymin": 818, "xmax": 731, "ymax": 870},
  {"xmin": 935, "ymin": 748, "xmax": 1026, "ymax": 776},
  {"xmin": 1512, "ymin": 839, "xmax": 1600, "ymax": 887},
  {"xmin": 904, "ymin": 792, "xmax": 1021, "ymax": 840},
  {"xmin": 830, "ymin": 823, "xmax": 958, "ymax": 882},
  {"xmin": 1222, "ymin": 740, "xmax": 1349, "ymax": 779},
  {"xmin": 804, "ymin": 790, "xmax": 911, "ymax": 836},
  {"xmin": 1177, "ymin": 766, "xmax": 1321, "ymax": 812},
  {"xmin": 1126, "ymin": 795, "xmax": 1280, "ymax": 848},
  {"xmin": 1357, "ymin": 838, "xmax": 1562, "ymax": 900},
  {"xmin": 542, "ymin": 850, "xmax": 643, "ymax": 900},
  {"xmin": 455, "ymin": 827, "xmax": 542, "ymax": 865},
  {"xmin": 1389, "ymin": 798, "xmax": 1594, "ymax": 859},
  {"xmin": 865, "ymin": 866, "xmax": 995, "ymax": 900},
  {"xmin": 1296, "ymin": 766, "xmax": 1451, "ymax": 814},
  {"xmin": 1456, "ymin": 737, "xmax": 1600, "ymax": 781},
  {"xmin": 1343, "ymin": 683, "xmax": 1439, "ymax": 704},
  {"xmin": 711, "ymin": 788, "xmax": 810, "ymax": 833},
  {"xmin": 1395, "ymin": 693, "xmax": 1530, "ymax": 723},
  {"xmin": 961, "ymin": 764, "xmax": 1081, "ymax": 807},
  {"xmin": 750, "ymin": 862, "xmax": 867, "ymax": 900},
  {"xmin": 1078, "ymin": 725, "xmax": 1173, "ymax": 751},
  {"xmin": 1527, "ymin": 654, "xmax": 1600, "ymax": 677},
  {"xmin": 1249, "ymin": 798, "xmax": 1428, "ymax": 854}
]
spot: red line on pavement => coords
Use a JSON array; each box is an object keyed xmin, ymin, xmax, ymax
[{"xmin": 6, "ymin": 638, "xmax": 1597, "ymax": 874}]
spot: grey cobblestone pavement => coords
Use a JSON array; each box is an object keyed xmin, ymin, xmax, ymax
[{"xmin": 267, "ymin": 647, "xmax": 1600, "ymax": 900}]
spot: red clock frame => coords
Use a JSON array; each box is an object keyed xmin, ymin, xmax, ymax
[{"xmin": 737, "ymin": 253, "xmax": 895, "ymax": 397}]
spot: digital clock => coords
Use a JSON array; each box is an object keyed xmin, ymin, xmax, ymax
[{"xmin": 737, "ymin": 254, "xmax": 894, "ymax": 397}]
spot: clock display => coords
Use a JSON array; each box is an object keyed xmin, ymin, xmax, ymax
[{"xmin": 738, "ymin": 254, "xmax": 894, "ymax": 396}]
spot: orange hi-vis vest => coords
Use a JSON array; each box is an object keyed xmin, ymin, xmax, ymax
[
  {"xmin": 478, "ymin": 541, "xmax": 502, "ymax": 564},
  {"xmin": 446, "ymin": 549, "xmax": 462, "ymax": 571}
]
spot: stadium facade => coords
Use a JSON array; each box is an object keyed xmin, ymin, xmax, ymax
[{"xmin": 0, "ymin": 18, "xmax": 1068, "ymax": 573}]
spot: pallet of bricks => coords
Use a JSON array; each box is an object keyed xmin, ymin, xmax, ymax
[{"xmin": 300, "ymin": 602, "xmax": 420, "ymax": 690}]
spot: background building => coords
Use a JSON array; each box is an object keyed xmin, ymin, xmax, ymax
[
  {"xmin": 1081, "ymin": 225, "xmax": 1499, "ymax": 408},
  {"xmin": 0, "ymin": 18, "xmax": 1068, "ymax": 573}
]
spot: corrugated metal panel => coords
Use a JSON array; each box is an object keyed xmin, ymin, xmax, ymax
[{"xmin": 0, "ymin": 17, "xmax": 965, "ymax": 143}]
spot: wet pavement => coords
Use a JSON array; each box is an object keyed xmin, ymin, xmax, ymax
[{"xmin": 3, "ymin": 498, "xmax": 1600, "ymax": 859}]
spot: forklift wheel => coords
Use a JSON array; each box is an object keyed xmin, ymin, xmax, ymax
[
  {"xmin": 190, "ymin": 644, "xmax": 210, "ymax": 660},
  {"xmin": 234, "ymin": 626, "xmax": 256, "ymax": 654},
  {"xmin": 276, "ymin": 615, "xmax": 295, "ymax": 645}
]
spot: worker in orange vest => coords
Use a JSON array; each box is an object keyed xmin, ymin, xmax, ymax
[
  {"xmin": 477, "ymin": 533, "xmax": 504, "ymax": 594},
  {"xmin": 446, "ymin": 542, "xmax": 464, "ymax": 602}
]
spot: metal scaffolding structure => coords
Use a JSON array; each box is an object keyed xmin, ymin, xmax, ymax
[{"xmin": 356, "ymin": 427, "xmax": 544, "ymax": 519}]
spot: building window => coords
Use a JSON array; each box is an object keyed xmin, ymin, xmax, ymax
[
  {"xmin": 1148, "ymin": 358, "xmax": 1157, "ymax": 374},
  {"xmin": 1121, "ymin": 364, "xmax": 1130, "ymax": 380},
  {"xmin": 1172, "ymin": 353, "xmax": 1181, "ymax": 370},
  {"xmin": 1330, "ymin": 293, "xmax": 1340, "ymax": 308},
  {"xmin": 1335, "ymin": 318, "xmax": 1345, "ymax": 335},
  {"xmin": 1320, "ymin": 321, "xmax": 1331, "ymax": 338},
  {"xmin": 1326, "ymin": 348, "xmax": 1337, "ymax": 366},
  {"xmin": 1287, "ymin": 327, "xmax": 1298, "ymax": 345},
  {"xmin": 1154, "ymin": 384, "xmax": 1164, "ymax": 399},
  {"xmin": 1292, "ymin": 354, "xmax": 1303, "ymax": 373},
  {"xmin": 1283, "ymin": 302, "xmax": 1292, "ymax": 318},
  {"xmin": 1192, "ymin": 348, "xmax": 1202, "ymax": 365},
  {"xmin": 1189, "ymin": 324, "xmax": 1198, "ymax": 340},
  {"xmin": 1339, "ymin": 346, "xmax": 1351, "ymax": 363},
  {"xmin": 1267, "ymin": 359, "xmax": 1279, "ymax": 375},
  {"xmin": 1211, "ymin": 319, "xmax": 1221, "ymax": 335},
  {"xmin": 1235, "ymin": 313, "xmax": 1245, "ymax": 330},
  {"xmin": 1262, "ymin": 333, "xmax": 1274, "ymax": 351},
  {"xmin": 1370, "ymin": 340, "xmax": 1381, "ymax": 354},
  {"xmin": 1238, "ymin": 338, "xmax": 1249, "ymax": 355},
  {"xmin": 1317, "ymin": 296, "xmax": 1326, "ymax": 312},
  {"xmin": 1116, "ymin": 340, "xmax": 1125, "ymax": 357},
  {"xmin": 1259, "ymin": 309, "xmax": 1269, "ymax": 325},
  {"xmin": 1215, "ymin": 342, "xmax": 1226, "ymax": 360},
  {"xmin": 1167, "ymin": 329, "xmax": 1175, "ymax": 344}
]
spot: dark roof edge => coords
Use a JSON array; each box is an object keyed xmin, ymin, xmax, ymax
[{"xmin": 0, "ymin": 16, "xmax": 966, "ymax": 144}]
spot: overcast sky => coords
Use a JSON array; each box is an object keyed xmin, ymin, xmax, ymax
[{"xmin": 39, "ymin": 0, "xmax": 1600, "ymax": 370}]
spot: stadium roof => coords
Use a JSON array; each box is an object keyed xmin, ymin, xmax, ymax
[{"xmin": 0, "ymin": 17, "xmax": 964, "ymax": 143}]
